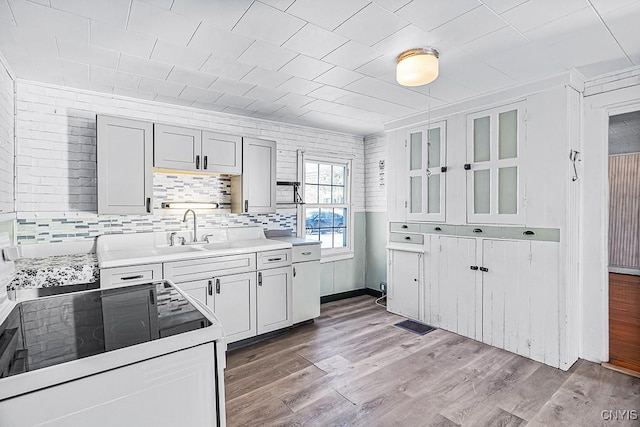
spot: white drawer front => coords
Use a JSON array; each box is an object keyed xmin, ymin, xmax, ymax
[
  {"xmin": 100, "ymin": 263, "xmax": 162, "ymax": 288},
  {"xmin": 257, "ymin": 249, "xmax": 292, "ymax": 270},
  {"xmin": 164, "ymin": 253, "xmax": 256, "ymax": 283},
  {"xmin": 292, "ymin": 244, "xmax": 321, "ymax": 263}
]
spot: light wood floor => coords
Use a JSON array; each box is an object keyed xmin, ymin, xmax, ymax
[{"xmin": 224, "ymin": 296, "xmax": 640, "ymax": 426}]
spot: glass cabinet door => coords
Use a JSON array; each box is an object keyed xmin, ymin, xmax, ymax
[
  {"xmin": 406, "ymin": 122, "xmax": 446, "ymax": 221},
  {"xmin": 467, "ymin": 103, "xmax": 524, "ymax": 224}
]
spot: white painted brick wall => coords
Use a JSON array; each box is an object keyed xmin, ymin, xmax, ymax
[
  {"xmin": 364, "ymin": 133, "xmax": 387, "ymax": 212},
  {"xmin": 15, "ymin": 82, "xmax": 365, "ymax": 215},
  {"xmin": 0, "ymin": 61, "xmax": 14, "ymax": 214}
]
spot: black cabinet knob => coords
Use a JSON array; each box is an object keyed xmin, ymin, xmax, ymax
[{"xmin": 473, "ymin": 228, "xmax": 483, "ymax": 233}]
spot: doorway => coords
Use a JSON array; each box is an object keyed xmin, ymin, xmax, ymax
[{"xmin": 608, "ymin": 110, "xmax": 640, "ymax": 374}]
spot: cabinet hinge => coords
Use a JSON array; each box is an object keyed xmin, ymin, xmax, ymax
[
  {"xmin": 404, "ymin": 201, "xmax": 408, "ymax": 208},
  {"xmin": 404, "ymin": 139, "xmax": 407, "ymax": 148}
]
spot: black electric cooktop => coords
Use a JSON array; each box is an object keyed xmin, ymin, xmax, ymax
[{"xmin": 0, "ymin": 281, "xmax": 212, "ymax": 378}]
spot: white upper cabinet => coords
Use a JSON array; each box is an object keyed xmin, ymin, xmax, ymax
[
  {"xmin": 97, "ymin": 115, "xmax": 153, "ymax": 215},
  {"xmin": 231, "ymin": 138, "xmax": 277, "ymax": 214},
  {"xmin": 406, "ymin": 121, "xmax": 447, "ymax": 222},
  {"xmin": 201, "ymin": 131, "xmax": 242, "ymax": 175},
  {"xmin": 154, "ymin": 124, "xmax": 242, "ymax": 174},
  {"xmin": 466, "ymin": 102, "xmax": 526, "ymax": 224},
  {"xmin": 154, "ymin": 124, "xmax": 202, "ymax": 172}
]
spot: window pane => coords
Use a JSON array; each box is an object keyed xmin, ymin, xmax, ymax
[
  {"xmin": 428, "ymin": 174, "xmax": 440, "ymax": 214},
  {"xmin": 305, "ymin": 208, "xmax": 319, "ymax": 229},
  {"xmin": 304, "ymin": 184, "xmax": 318, "ymax": 204},
  {"xmin": 410, "ymin": 131, "xmax": 422, "ymax": 170},
  {"xmin": 410, "ymin": 176, "xmax": 422, "ymax": 213},
  {"xmin": 499, "ymin": 110, "xmax": 518, "ymax": 159},
  {"xmin": 474, "ymin": 116, "xmax": 490, "ymax": 162},
  {"xmin": 305, "ymin": 162, "xmax": 318, "ymax": 184},
  {"xmin": 332, "ymin": 186, "xmax": 344, "ymax": 203},
  {"xmin": 499, "ymin": 166, "xmax": 518, "ymax": 214},
  {"xmin": 428, "ymin": 127, "xmax": 441, "ymax": 168},
  {"xmin": 333, "ymin": 166, "xmax": 345, "ymax": 185},
  {"xmin": 320, "ymin": 208, "xmax": 333, "ymax": 230},
  {"xmin": 319, "ymin": 164, "xmax": 331, "ymax": 184},
  {"xmin": 333, "ymin": 227, "xmax": 346, "ymax": 248},
  {"xmin": 305, "ymin": 228, "xmax": 320, "ymax": 240},
  {"xmin": 474, "ymin": 169, "xmax": 490, "ymax": 214},
  {"xmin": 318, "ymin": 185, "xmax": 331, "ymax": 203},
  {"xmin": 333, "ymin": 207, "xmax": 346, "ymax": 228}
]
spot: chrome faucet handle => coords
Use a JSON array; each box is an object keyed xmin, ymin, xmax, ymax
[
  {"xmin": 203, "ymin": 234, "xmax": 215, "ymax": 243},
  {"xmin": 170, "ymin": 232, "xmax": 186, "ymax": 246}
]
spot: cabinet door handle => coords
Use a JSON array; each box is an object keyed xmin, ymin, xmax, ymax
[
  {"xmin": 473, "ymin": 228, "xmax": 483, "ymax": 233},
  {"xmin": 523, "ymin": 230, "xmax": 535, "ymax": 236},
  {"xmin": 195, "ymin": 155, "xmax": 200, "ymax": 169},
  {"xmin": 293, "ymin": 267, "xmax": 296, "ymax": 277},
  {"xmin": 470, "ymin": 266, "xmax": 479, "ymax": 271},
  {"xmin": 401, "ymin": 224, "xmax": 408, "ymax": 229},
  {"xmin": 404, "ymin": 236, "xmax": 411, "ymax": 240},
  {"xmin": 464, "ymin": 163, "xmax": 471, "ymax": 170},
  {"xmin": 479, "ymin": 267, "xmax": 489, "ymax": 272},
  {"xmin": 258, "ymin": 272, "xmax": 262, "ymax": 286},
  {"xmin": 244, "ymin": 200, "xmax": 248, "ymax": 213},
  {"xmin": 204, "ymin": 155, "xmax": 208, "ymax": 170},
  {"xmin": 146, "ymin": 198, "xmax": 151, "ymax": 213},
  {"xmin": 208, "ymin": 280, "xmax": 213, "ymax": 296},
  {"xmin": 434, "ymin": 227, "xmax": 442, "ymax": 231},
  {"xmin": 121, "ymin": 275, "xmax": 143, "ymax": 281},
  {"xmin": 149, "ymin": 289, "xmax": 155, "ymax": 305},
  {"xmin": 301, "ymin": 251, "xmax": 312, "ymax": 255},
  {"xmin": 216, "ymin": 278, "xmax": 220, "ymax": 294},
  {"xmin": 268, "ymin": 257, "xmax": 282, "ymax": 262},
  {"xmin": 441, "ymin": 166, "xmax": 448, "ymax": 173}
]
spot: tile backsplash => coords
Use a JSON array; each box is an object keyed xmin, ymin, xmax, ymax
[{"xmin": 17, "ymin": 172, "xmax": 296, "ymax": 244}]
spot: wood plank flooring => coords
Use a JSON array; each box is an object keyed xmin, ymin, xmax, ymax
[{"xmin": 225, "ymin": 296, "xmax": 640, "ymax": 426}]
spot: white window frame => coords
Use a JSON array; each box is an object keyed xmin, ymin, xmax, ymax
[
  {"xmin": 466, "ymin": 101, "xmax": 526, "ymax": 225},
  {"xmin": 297, "ymin": 151, "xmax": 354, "ymax": 262}
]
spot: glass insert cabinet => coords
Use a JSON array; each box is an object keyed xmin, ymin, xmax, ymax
[
  {"xmin": 466, "ymin": 102, "xmax": 525, "ymax": 224},
  {"xmin": 406, "ymin": 121, "xmax": 447, "ymax": 222}
]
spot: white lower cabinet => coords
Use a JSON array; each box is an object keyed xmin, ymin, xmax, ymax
[
  {"xmin": 213, "ymin": 273, "xmax": 257, "ymax": 342},
  {"xmin": 292, "ymin": 260, "xmax": 321, "ymax": 323},
  {"xmin": 257, "ymin": 266, "xmax": 292, "ymax": 334},
  {"xmin": 387, "ymin": 249, "xmax": 422, "ymax": 321}
]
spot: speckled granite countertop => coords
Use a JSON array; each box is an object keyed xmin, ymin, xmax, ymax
[{"xmin": 8, "ymin": 254, "xmax": 99, "ymax": 291}]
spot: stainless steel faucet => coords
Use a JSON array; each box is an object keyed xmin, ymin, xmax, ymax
[{"xmin": 183, "ymin": 209, "xmax": 197, "ymax": 242}]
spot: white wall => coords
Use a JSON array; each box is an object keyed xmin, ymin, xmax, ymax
[{"xmin": 0, "ymin": 56, "xmax": 14, "ymax": 217}]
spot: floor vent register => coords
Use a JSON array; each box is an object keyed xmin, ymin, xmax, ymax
[{"xmin": 394, "ymin": 319, "xmax": 436, "ymax": 335}]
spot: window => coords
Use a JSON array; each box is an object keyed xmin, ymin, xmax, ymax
[{"xmin": 299, "ymin": 156, "xmax": 352, "ymax": 258}]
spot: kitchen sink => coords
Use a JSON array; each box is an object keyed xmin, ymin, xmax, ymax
[{"xmin": 152, "ymin": 245, "xmax": 206, "ymax": 255}]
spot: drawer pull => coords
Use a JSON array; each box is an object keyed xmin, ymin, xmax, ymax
[
  {"xmin": 401, "ymin": 225, "xmax": 408, "ymax": 229},
  {"xmin": 523, "ymin": 230, "xmax": 535, "ymax": 236},
  {"xmin": 301, "ymin": 251, "xmax": 312, "ymax": 255},
  {"xmin": 404, "ymin": 236, "xmax": 411, "ymax": 240},
  {"xmin": 473, "ymin": 228, "xmax": 483, "ymax": 233},
  {"xmin": 121, "ymin": 275, "xmax": 143, "ymax": 281},
  {"xmin": 434, "ymin": 227, "xmax": 442, "ymax": 231},
  {"xmin": 479, "ymin": 267, "xmax": 489, "ymax": 272},
  {"xmin": 268, "ymin": 257, "xmax": 283, "ymax": 262},
  {"xmin": 216, "ymin": 278, "xmax": 220, "ymax": 294},
  {"xmin": 470, "ymin": 265, "xmax": 479, "ymax": 270}
]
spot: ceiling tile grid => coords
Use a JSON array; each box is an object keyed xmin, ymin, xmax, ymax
[{"xmin": 0, "ymin": 0, "xmax": 638, "ymax": 135}]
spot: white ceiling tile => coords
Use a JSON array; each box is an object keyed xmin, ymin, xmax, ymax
[
  {"xmin": 430, "ymin": 6, "xmax": 507, "ymax": 46},
  {"xmin": 0, "ymin": 0, "xmax": 16, "ymax": 24},
  {"xmin": 171, "ymin": 0, "xmax": 253, "ymax": 31},
  {"xmin": 590, "ymin": 0, "xmax": 640, "ymax": 14},
  {"xmin": 200, "ymin": 56, "xmax": 255, "ymax": 80},
  {"xmin": 460, "ymin": 26, "xmax": 527, "ymax": 58},
  {"xmin": 216, "ymin": 93, "xmax": 256, "ymax": 109},
  {"xmin": 127, "ymin": 0, "xmax": 199, "ymax": 45},
  {"xmin": 167, "ymin": 67, "xmax": 217, "ymax": 89},
  {"xmin": 178, "ymin": 86, "xmax": 223, "ymax": 103},
  {"xmin": 277, "ymin": 76, "xmax": 323, "ymax": 95},
  {"xmin": 118, "ymin": 54, "xmax": 173, "ymax": 79},
  {"xmin": 481, "ymin": 0, "xmax": 528, "ymax": 14},
  {"xmin": 151, "ymin": 40, "xmax": 211, "ymax": 70},
  {"xmin": 90, "ymin": 66, "xmax": 141, "ymax": 89},
  {"xmin": 409, "ymin": 75, "xmax": 478, "ymax": 103},
  {"xmin": 277, "ymin": 92, "xmax": 315, "ymax": 109},
  {"xmin": 222, "ymin": 106, "xmax": 257, "ymax": 116},
  {"xmin": 138, "ymin": 0, "xmax": 173, "ymax": 9},
  {"xmin": 525, "ymin": 7, "xmax": 596, "ymax": 43},
  {"xmin": 330, "ymin": 104, "xmax": 392, "ymax": 123},
  {"xmin": 322, "ymin": 41, "xmax": 384, "ymax": 70},
  {"xmin": 232, "ymin": 1, "xmax": 305, "ymax": 46},
  {"xmin": 286, "ymin": 0, "xmax": 370, "ymax": 31},
  {"xmin": 0, "ymin": 26, "xmax": 58, "ymax": 60},
  {"xmin": 246, "ymin": 99, "xmax": 286, "ymax": 114},
  {"xmin": 191, "ymin": 101, "xmax": 227, "ymax": 112},
  {"xmin": 345, "ymin": 76, "xmax": 430, "ymax": 109},
  {"xmin": 335, "ymin": 3, "xmax": 408, "ymax": 46},
  {"xmin": 138, "ymin": 76, "xmax": 185, "ymax": 97},
  {"xmin": 57, "ymin": 38, "xmax": 120, "ymax": 69},
  {"xmin": 372, "ymin": 25, "xmax": 442, "ymax": 56},
  {"xmin": 276, "ymin": 104, "xmax": 312, "ymax": 117},
  {"xmin": 241, "ymin": 67, "xmax": 291, "ymax": 88},
  {"xmin": 90, "ymin": 21, "xmax": 156, "ymax": 59},
  {"xmin": 10, "ymin": 0, "xmax": 88, "ymax": 41},
  {"xmin": 188, "ymin": 23, "xmax": 253, "ymax": 61},
  {"xmin": 113, "ymin": 86, "xmax": 157, "ymax": 101},
  {"xmin": 282, "ymin": 23, "xmax": 349, "ymax": 59},
  {"xmin": 208, "ymin": 77, "xmax": 255, "ymax": 96},
  {"xmin": 63, "ymin": 77, "xmax": 113, "ymax": 93},
  {"xmin": 237, "ymin": 41, "xmax": 297, "ymax": 71},
  {"xmin": 300, "ymin": 110, "xmax": 382, "ymax": 134},
  {"xmin": 60, "ymin": 60, "xmax": 89, "ymax": 81},
  {"xmin": 480, "ymin": 43, "xmax": 565, "ymax": 83},
  {"xmin": 259, "ymin": 0, "xmax": 296, "ymax": 11},
  {"xmin": 603, "ymin": 2, "xmax": 640, "ymax": 61},
  {"xmin": 396, "ymin": 0, "xmax": 480, "ymax": 32},
  {"xmin": 154, "ymin": 94, "xmax": 196, "ymax": 107},
  {"xmin": 304, "ymin": 99, "xmax": 338, "ymax": 113},
  {"xmin": 501, "ymin": 0, "xmax": 588, "ymax": 33},
  {"xmin": 51, "ymin": 0, "xmax": 130, "ymax": 27},
  {"xmin": 372, "ymin": 0, "xmax": 413, "ymax": 13},
  {"xmin": 279, "ymin": 55, "xmax": 333, "ymax": 80},
  {"xmin": 313, "ymin": 66, "xmax": 364, "ymax": 87},
  {"xmin": 355, "ymin": 54, "xmax": 396, "ymax": 78},
  {"xmin": 438, "ymin": 51, "xmax": 518, "ymax": 91},
  {"xmin": 307, "ymin": 85, "xmax": 351, "ymax": 101},
  {"xmin": 243, "ymin": 85, "xmax": 288, "ymax": 103},
  {"xmin": 336, "ymin": 92, "xmax": 417, "ymax": 117}
]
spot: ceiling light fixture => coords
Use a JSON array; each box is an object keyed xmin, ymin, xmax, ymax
[{"xmin": 396, "ymin": 48, "xmax": 439, "ymax": 87}]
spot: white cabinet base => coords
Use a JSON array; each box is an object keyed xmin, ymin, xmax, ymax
[{"xmin": 292, "ymin": 260, "xmax": 321, "ymax": 323}]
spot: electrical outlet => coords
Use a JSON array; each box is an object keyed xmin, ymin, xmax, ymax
[{"xmin": 380, "ymin": 282, "xmax": 387, "ymax": 294}]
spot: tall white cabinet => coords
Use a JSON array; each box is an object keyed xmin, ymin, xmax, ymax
[
  {"xmin": 97, "ymin": 115, "xmax": 153, "ymax": 215},
  {"xmin": 231, "ymin": 137, "xmax": 277, "ymax": 214}
]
